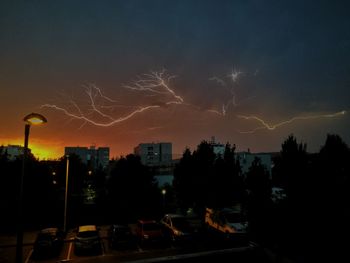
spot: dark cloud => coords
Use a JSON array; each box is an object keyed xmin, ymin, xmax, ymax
[{"xmin": 0, "ymin": 0, "xmax": 349, "ymax": 156}]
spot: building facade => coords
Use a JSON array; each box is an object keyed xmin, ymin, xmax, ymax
[
  {"xmin": 209, "ymin": 136, "xmax": 225, "ymax": 156},
  {"xmin": 237, "ymin": 151, "xmax": 272, "ymax": 178},
  {"xmin": 0, "ymin": 145, "xmax": 30, "ymax": 160},
  {"xmin": 134, "ymin": 142, "xmax": 172, "ymax": 166},
  {"xmin": 134, "ymin": 142, "xmax": 173, "ymax": 187},
  {"xmin": 64, "ymin": 146, "xmax": 110, "ymax": 169}
]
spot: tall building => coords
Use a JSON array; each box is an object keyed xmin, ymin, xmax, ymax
[
  {"xmin": 209, "ymin": 136, "xmax": 225, "ymax": 156},
  {"xmin": 134, "ymin": 142, "xmax": 173, "ymax": 187},
  {"xmin": 96, "ymin": 147, "xmax": 110, "ymax": 169},
  {"xmin": 134, "ymin": 142, "xmax": 172, "ymax": 166},
  {"xmin": 64, "ymin": 146, "xmax": 110, "ymax": 169},
  {"xmin": 0, "ymin": 145, "xmax": 31, "ymax": 160},
  {"xmin": 237, "ymin": 151, "xmax": 272, "ymax": 178}
]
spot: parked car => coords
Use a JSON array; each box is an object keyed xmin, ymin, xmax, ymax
[
  {"xmin": 109, "ymin": 224, "xmax": 136, "ymax": 249},
  {"xmin": 271, "ymin": 187, "xmax": 287, "ymax": 203},
  {"xmin": 74, "ymin": 225, "xmax": 102, "ymax": 255},
  {"xmin": 31, "ymin": 228, "xmax": 64, "ymax": 259},
  {"xmin": 160, "ymin": 214, "xmax": 198, "ymax": 242},
  {"xmin": 205, "ymin": 207, "xmax": 248, "ymax": 242},
  {"xmin": 135, "ymin": 220, "xmax": 163, "ymax": 243}
]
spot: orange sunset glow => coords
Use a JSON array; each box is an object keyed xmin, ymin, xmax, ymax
[
  {"xmin": 1, "ymin": 137, "xmax": 62, "ymax": 160},
  {"xmin": 0, "ymin": 0, "xmax": 349, "ymax": 160}
]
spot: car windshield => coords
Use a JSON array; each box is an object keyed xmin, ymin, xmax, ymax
[
  {"xmin": 37, "ymin": 233, "xmax": 54, "ymax": 241},
  {"xmin": 143, "ymin": 223, "xmax": 160, "ymax": 231},
  {"xmin": 171, "ymin": 217, "xmax": 192, "ymax": 231},
  {"xmin": 224, "ymin": 212, "xmax": 244, "ymax": 223},
  {"xmin": 114, "ymin": 226, "xmax": 130, "ymax": 235},
  {"xmin": 77, "ymin": 230, "xmax": 98, "ymax": 238}
]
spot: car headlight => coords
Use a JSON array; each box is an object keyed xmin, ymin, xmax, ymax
[{"xmin": 174, "ymin": 230, "xmax": 183, "ymax": 236}]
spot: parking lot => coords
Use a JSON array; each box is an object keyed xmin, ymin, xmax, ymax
[{"xmin": 0, "ymin": 225, "xmax": 264, "ymax": 263}]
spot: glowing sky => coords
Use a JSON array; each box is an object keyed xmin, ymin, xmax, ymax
[{"xmin": 1, "ymin": 0, "xmax": 349, "ymax": 159}]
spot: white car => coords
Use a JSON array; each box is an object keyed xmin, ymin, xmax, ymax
[
  {"xmin": 160, "ymin": 214, "xmax": 198, "ymax": 242},
  {"xmin": 205, "ymin": 207, "xmax": 248, "ymax": 241}
]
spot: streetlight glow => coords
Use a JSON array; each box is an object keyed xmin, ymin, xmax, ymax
[{"xmin": 23, "ymin": 112, "xmax": 47, "ymax": 125}]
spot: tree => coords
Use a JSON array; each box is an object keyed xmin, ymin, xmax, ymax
[
  {"xmin": 246, "ymin": 157, "xmax": 271, "ymax": 201},
  {"xmin": 314, "ymin": 134, "xmax": 350, "ymax": 260},
  {"xmin": 106, "ymin": 154, "xmax": 159, "ymax": 222},
  {"xmin": 270, "ymin": 134, "xmax": 312, "ymax": 254},
  {"xmin": 173, "ymin": 148, "xmax": 195, "ymax": 212},
  {"xmin": 174, "ymin": 141, "xmax": 243, "ymax": 216},
  {"xmin": 245, "ymin": 157, "xmax": 272, "ymax": 243},
  {"xmin": 273, "ymin": 134, "xmax": 308, "ymax": 202},
  {"xmin": 211, "ymin": 143, "xmax": 243, "ymax": 207}
]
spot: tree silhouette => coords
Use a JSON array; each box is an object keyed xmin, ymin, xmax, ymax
[
  {"xmin": 245, "ymin": 157, "xmax": 272, "ymax": 243},
  {"xmin": 0, "ymin": 151, "xmax": 62, "ymax": 230},
  {"xmin": 211, "ymin": 143, "xmax": 243, "ymax": 207},
  {"xmin": 174, "ymin": 141, "xmax": 243, "ymax": 217},
  {"xmin": 270, "ymin": 134, "xmax": 313, "ymax": 256},
  {"xmin": 274, "ymin": 134, "xmax": 307, "ymax": 194},
  {"xmin": 106, "ymin": 154, "xmax": 159, "ymax": 222},
  {"xmin": 173, "ymin": 148, "xmax": 195, "ymax": 212},
  {"xmin": 314, "ymin": 134, "xmax": 350, "ymax": 260}
]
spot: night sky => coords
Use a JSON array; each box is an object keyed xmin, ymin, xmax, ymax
[{"xmin": 1, "ymin": 0, "xmax": 349, "ymax": 159}]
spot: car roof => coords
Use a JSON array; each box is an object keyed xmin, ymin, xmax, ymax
[
  {"xmin": 40, "ymin": 228, "xmax": 59, "ymax": 234},
  {"xmin": 78, "ymin": 225, "xmax": 97, "ymax": 232},
  {"xmin": 164, "ymin": 214, "xmax": 186, "ymax": 218},
  {"xmin": 111, "ymin": 224, "xmax": 130, "ymax": 229},
  {"xmin": 138, "ymin": 219, "xmax": 158, "ymax": 224},
  {"xmin": 112, "ymin": 224, "xmax": 130, "ymax": 229},
  {"xmin": 217, "ymin": 208, "xmax": 241, "ymax": 214}
]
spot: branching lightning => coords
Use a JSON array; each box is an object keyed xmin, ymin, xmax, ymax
[
  {"xmin": 208, "ymin": 68, "xmax": 346, "ymax": 134},
  {"xmin": 41, "ymin": 68, "xmax": 346, "ymax": 134},
  {"xmin": 123, "ymin": 70, "xmax": 184, "ymax": 104},
  {"xmin": 41, "ymin": 70, "xmax": 184, "ymax": 127},
  {"xmin": 209, "ymin": 68, "xmax": 243, "ymax": 115},
  {"xmin": 237, "ymin": 111, "xmax": 346, "ymax": 133},
  {"xmin": 41, "ymin": 103, "xmax": 160, "ymax": 127}
]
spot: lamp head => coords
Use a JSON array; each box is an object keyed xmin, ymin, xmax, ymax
[{"xmin": 23, "ymin": 113, "xmax": 47, "ymax": 126}]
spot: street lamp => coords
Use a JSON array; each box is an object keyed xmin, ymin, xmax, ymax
[
  {"xmin": 161, "ymin": 189, "xmax": 166, "ymax": 211},
  {"xmin": 52, "ymin": 171, "xmax": 57, "ymax": 185},
  {"xmin": 16, "ymin": 113, "xmax": 47, "ymax": 263},
  {"xmin": 64, "ymin": 155, "xmax": 69, "ymax": 233}
]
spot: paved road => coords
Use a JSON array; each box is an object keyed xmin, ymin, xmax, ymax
[{"xmin": 0, "ymin": 225, "xmax": 288, "ymax": 263}]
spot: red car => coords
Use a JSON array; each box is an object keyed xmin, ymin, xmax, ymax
[{"xmin": 136, "ymin": 220, "xmax": 163, "ymax": 243}]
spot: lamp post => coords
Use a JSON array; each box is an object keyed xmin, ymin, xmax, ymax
[
  {"xmin": 52, "ymin": 171, "xmax": 57, "ymax": 185},
  {"xmin": 63, "ymin": 155, "xmax": 69, "ymax": 233},
  {"xmin": 161, "ymin": 189, "xmax": 166, "ymax": 212},
  {"xmin": 16, "ymin": 113, "xmax": 47, "ymax": 263}
]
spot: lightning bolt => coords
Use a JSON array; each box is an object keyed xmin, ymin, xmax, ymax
[
  {"xmin": 209, "ymin": 68, "xmax": 243, "ymax": 115},
  {"xmin": 41, "ymin": 70, "xmax": 185, "ymax": 127},
  {"xmin": 237, "ymin": 110, "xmax": 346, "ymax": 133},
  {"xmin": 227, "ymin": 68, "xmax": 243, "ymax": 83},
  {"xmin": 41, "ymin": 68, "xmax": 346, "ymax": 134},
  {"xmin": 41, "ymin": 103, "xmax": 161, "ymax": 127},
  {"xmin": 123, "ymin": 70, "xmax": 184, "ymax": 104}
]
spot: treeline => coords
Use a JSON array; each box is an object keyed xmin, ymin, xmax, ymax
[
  {"xmin": 173, "ymin": 134, "xmax": 350, "ymax": 260},
  {"xmin": 174, "ymin": 134, "xmax": 350, "ymax": 262},
  {"xmin": 0, "ymin": 134, "xmax": 349, "ymax": 260}
]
